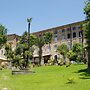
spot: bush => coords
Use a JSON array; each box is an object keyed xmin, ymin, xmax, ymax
[{"xmin": 48, "ymin": 58, "xmax": 54, "ymax": 65}]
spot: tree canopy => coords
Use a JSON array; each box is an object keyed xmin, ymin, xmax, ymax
[
  {"xmin": 0, "ymin": 24, "xmax": 7, "ymax": 48},
  {"xmin": 84, "ymin": 0, "xmax": 90, "ymax": 69}
]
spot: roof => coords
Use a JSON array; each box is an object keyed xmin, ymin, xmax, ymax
[
  {"xmin": 7, "ymin": 34, "xmax": 20, "ymax": 41},
  {"xmin": 32, "ymin": 20, "xmax": 85, "ymax": 34}
]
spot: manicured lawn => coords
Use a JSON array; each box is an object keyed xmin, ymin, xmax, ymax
[{"xmin": 0, "ymin": 64, "xmax": 90, "ymax": 90}]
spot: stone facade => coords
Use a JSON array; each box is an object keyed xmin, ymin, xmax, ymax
[
  {"xmin": 32, "ymin": 20, "xmax": 85, "ymax": 64},
  {"xmin": 0, "ymin": 34, "xmax": 20, "ymax": 63},
  {"xmin": 0, "ymin": 21, "xmax": 86, "ymax": 64}
]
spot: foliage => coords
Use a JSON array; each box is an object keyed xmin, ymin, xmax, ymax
[
  {"xmin": 15, "ymin": 31, "xmax": 37, "ymax": 68},
  {"xmin": 84, "ymin": 0, "xmax": 90, "ymax": 69},
  {"xmin": 57, "ymin": 44, "xmax": 68, "ymax": 56},
  {"xmin": 5, "ymin": 43, "xmax": 14, "ymax": 60},
  {"xmin": 67, "ymin": 50, "xmax": 76, "ymax": 61},
  {"xmin": 57, "ymin": 58, "xmax": 66, "ymax": 66},
  {"xmin": 5, "ymin": 31, "xmax": 37, "ymax": 69},
  {"xmin": 0, "ymin": 24, "xmax": 7, "ymax": 48},
  {"xmin": 73, "ymin": 43, "xmax": 83, "ymax": 62},
  {"xmin": 35, "ymin": 32, "xmax": 52, "ymax": 65},
  {"xmin": 48, "ymin": 57, "xmax": 54, "ymax": 65},
  {"xmin": 57, "ymin": 43, "xmax": 68, "ymax": 61},
  {"xmin": 72, "ymin": 43, "xmax": 83, "ymax": 53},
  {"xmin": 67, "ymin": 43, "xmax": 83, "ymax": 62},
  {"xmin": 35, "ymin": 35, "xmax": 45, "ymax": 65},
  {"xmin": 44, "ymin": 32, "xmax": 52, "ymax": 44}
]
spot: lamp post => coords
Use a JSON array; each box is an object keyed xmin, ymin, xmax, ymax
[{"xmin": 26, "ymin": 18, "xmax": 32, "ymax": 68}]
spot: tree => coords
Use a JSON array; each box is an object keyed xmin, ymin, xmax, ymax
[
  {"xmin": 57, "ymin": 43, "xmax": 68, "ymax": 61},
  {"xmin": 4, "ymin": 43, "xmax": 15, "ymax": 68},
  {"xmin": 44, "ymin": 32, "xmax": 52, "ymax": 49},
  {"xmin": 72, "ymin": 43, "xmax": 83, "ymax": 54},
  {"xmin": 5, "ymin": 43, "xmax": 14, "ymax": 60},
  {"xmin": 0, "ymin": 24, "xmax": 7, "ymax": 49},
  {"xmin": 84, "ymin": 0, "xmax": 90, "ymax": 69},
  {"xmin": 35, "ymin": 32, "xmax": 52, "ymax": 65},
  {"xmin": 67, "ymin": 43, "xmax": 83, "ymax": 62},
  {"xmin": 18, "ymin": 31, "xmax": 36, "ymax": 68},
  {"xmin": 35, "ymin": 35, "xmax": 45, "ymax": 65}
]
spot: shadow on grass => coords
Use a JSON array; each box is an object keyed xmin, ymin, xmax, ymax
[{"xmin": 76, "ymin": 68, "xmax": 90, "ymax": 79}]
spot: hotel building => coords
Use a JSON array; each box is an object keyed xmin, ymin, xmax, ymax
[
  {"xmin": 32, "ymin": 21, "xmax": 85, "ymax": 64},
  {"xmin": 0, "ymin": 21, "xmax": 85, "ymax": 64}
]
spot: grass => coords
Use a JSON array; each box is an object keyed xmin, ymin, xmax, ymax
[{"xmin": 0, "ymin": 64, "xmax": 90, "ymax": 90}]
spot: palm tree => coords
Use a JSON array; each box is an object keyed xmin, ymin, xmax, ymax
[
  {"xmin": 35, "ymin": 32, "xmax": 52, "ymax": 65},
  {"xmin": 27, "ymin": 18, "xmax": 32, "ymax": 68},
  {"xmin": 35, "ymin": 35, "xmax": 45, "ymax": 65}
]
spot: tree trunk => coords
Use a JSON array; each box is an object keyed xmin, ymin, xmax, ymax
[
  {"xmin": 63, "ymin": 55, "xmax": 66, "ymax": 64},
  {"xmin": 88, "ymin": 47, "xmax": 90, "ymax": 69},
  {"xmin": 39, "ymin": 47, "xmax": 42, "ymax": 65}
]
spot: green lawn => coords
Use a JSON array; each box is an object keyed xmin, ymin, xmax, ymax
[{"xmin": 0, "ymin": 64, "xmax": 90, "ymax": 90}]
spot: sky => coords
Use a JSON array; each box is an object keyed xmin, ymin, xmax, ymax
[{"xmin": 0, "ymin": 0, "xmax": 85, "ymax": 35}]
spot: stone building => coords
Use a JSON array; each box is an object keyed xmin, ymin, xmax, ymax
[
  {"xmin": 32, "ymin": 20, "xmax": 85, "ymax": 64},
  {"xmin": 0, "ymin": 20, "xmax": 86, "ymax": 65},
  {"xmin": 0, "ymin": 34, "xmax": 20, "ymax": 63}
]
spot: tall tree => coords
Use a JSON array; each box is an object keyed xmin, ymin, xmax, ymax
[
  {"xmin": 84, "ymin": 0, "xmax": 90, "ymax": 69},
  {"xmin": 19, "ymin": 31, "xmax": 36, "ymax": 68},
  {"xmin": 35, "ymin": 32, "xmax": 52, "ymax": 65},
  {"xmin": 35, "ymin": 35, "xmax": 45, "ymax": 65},
  {"xmin": 0, "ymin": 24, "xmax": 7, "ymax": 48}
]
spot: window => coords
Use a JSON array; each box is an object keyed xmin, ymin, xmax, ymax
[
  {"xmin": 62, "ymin": 34, "xmax": 65, "ymax": 40},
  {"xmin": 72, "ymin": 27, "xmax": 76, "ymax": 30},
  {"xmin": 78, "ymin": 26, "xmax": 81, "ymax": 29},
  {"xmin": 67, "ymin": 28, "xmax": 71, "ymax": 32},
  {"xmin": 54, "ymin": 35, "xmax": 58, "ymax": 42},
  {"xmin": 39, "ymin": 34, "xmax": 42, "ymax": 37},
  {"xmin": 73, "ymin": 32, "xmax": 76, "ymax": 38},
  {"xmin": 54, "ymin": 30, "xmax": 58, "ymax": 34},
  {"xmin": 67, "ymin": 33, "xmax": 71, "ymax": 39},
  {"xmin": 62, "ymin": 29, "xmax": 65, "ymax": 33}
]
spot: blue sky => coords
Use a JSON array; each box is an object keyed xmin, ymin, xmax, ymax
[{"xmin": 0, "ymin": 0, "xmax": 85, "ymax": 35}]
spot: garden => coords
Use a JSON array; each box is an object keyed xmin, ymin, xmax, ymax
[{"xmin": 0, "ymin": 64, "xmax": 90, "ymax": 90}]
